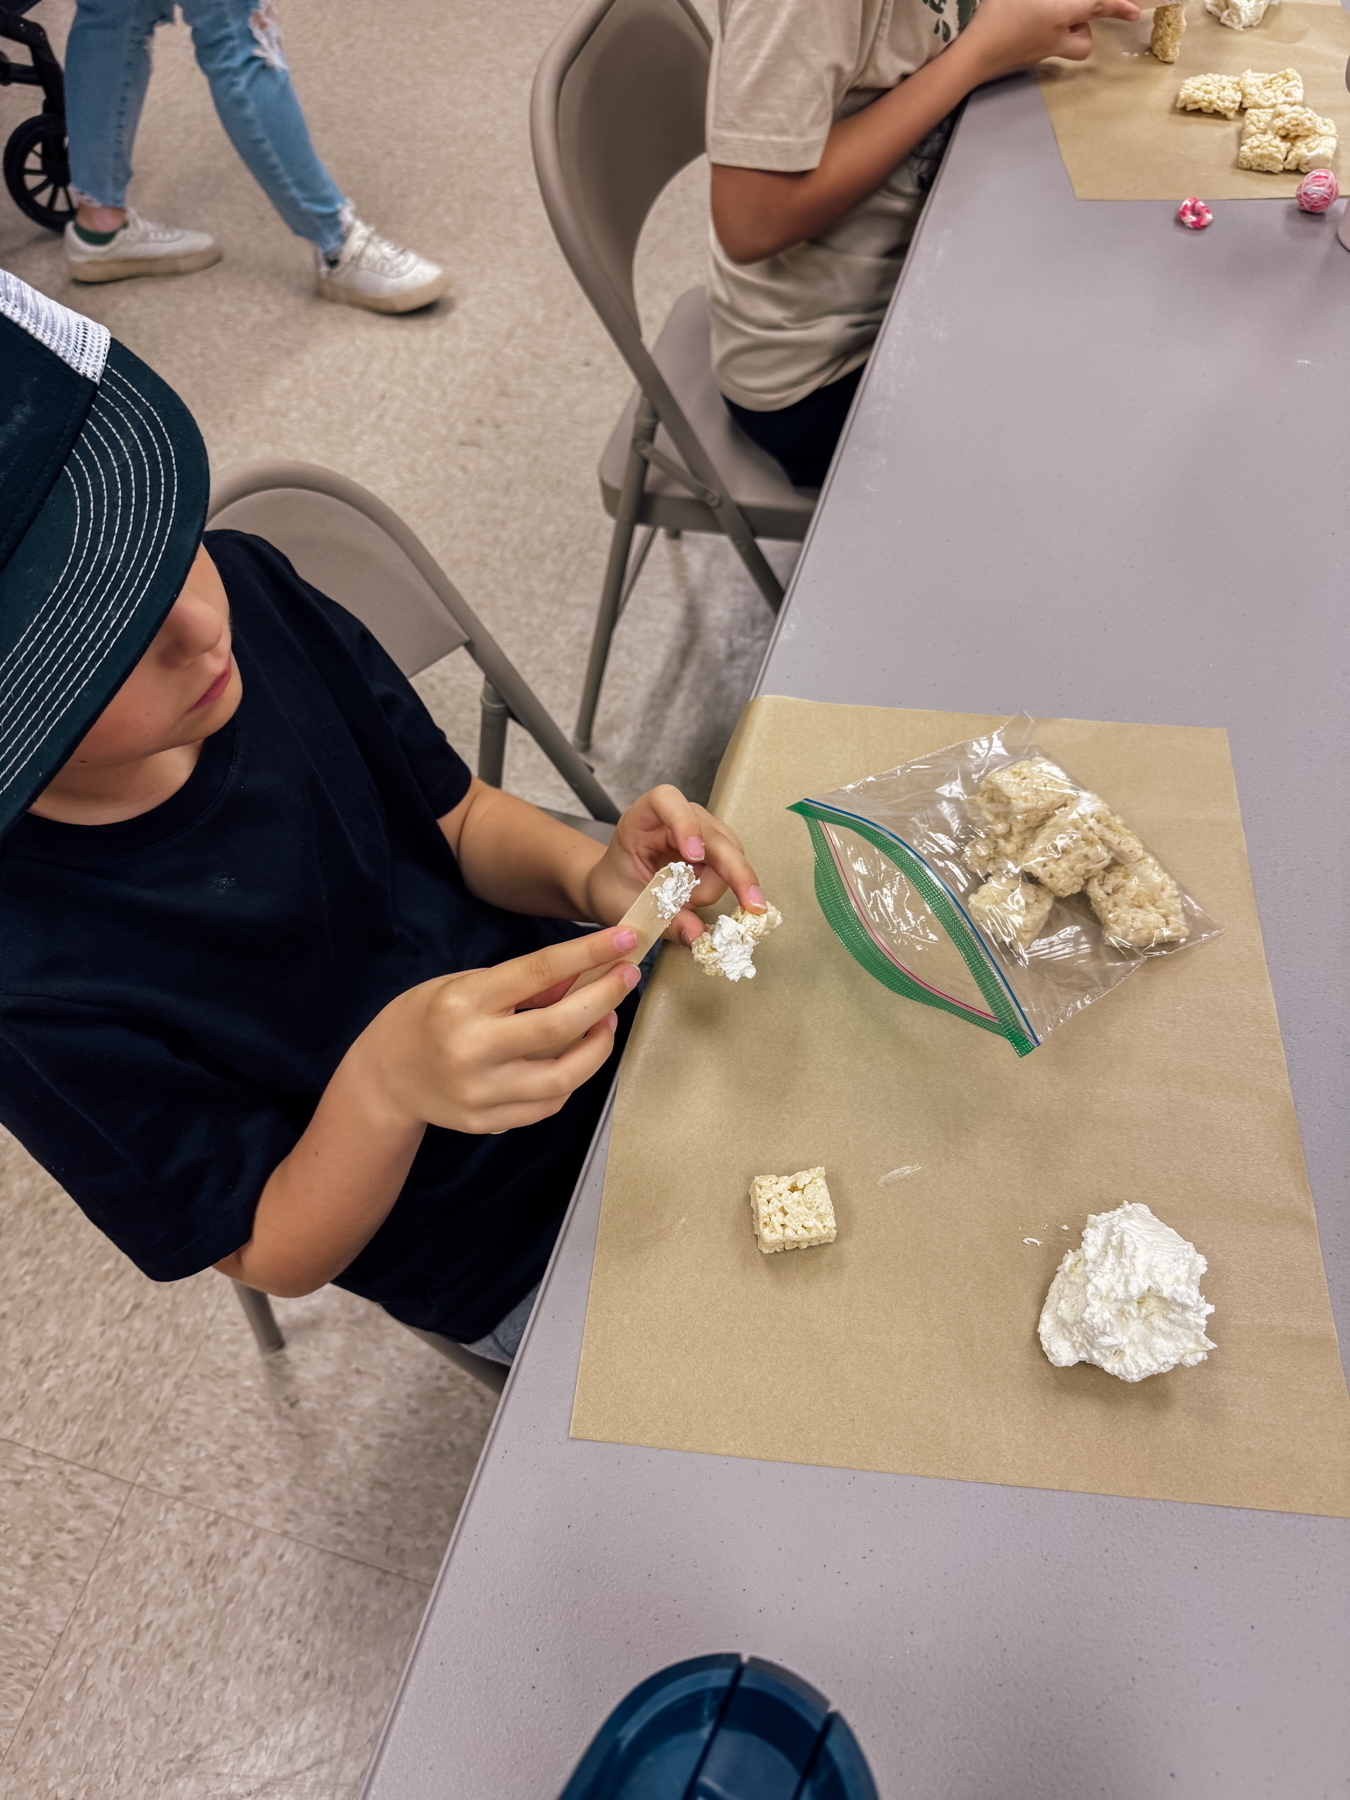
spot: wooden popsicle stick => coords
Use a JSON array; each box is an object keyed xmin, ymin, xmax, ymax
[{"xmin": 569, "ymin": 866, "xmax": 689, "ymax": 993}]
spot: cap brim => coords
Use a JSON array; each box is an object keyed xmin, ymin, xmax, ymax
[{"xmin": 0, "ymin": 338, "xmax": 210, "ymax": 837}]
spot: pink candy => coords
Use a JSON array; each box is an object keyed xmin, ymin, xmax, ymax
[
  {"xmin": 1295, "ymin": 169, "xmax": 1339, "ymax": 214},
  {"xmin": 1177, "ymin": 197, "xmax": 1213, "ymax": 231}
]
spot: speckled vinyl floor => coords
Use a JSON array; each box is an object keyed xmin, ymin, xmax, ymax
[{"xmin": 0, "ymin": 0, "xmax": 793, "ymax": 1791}]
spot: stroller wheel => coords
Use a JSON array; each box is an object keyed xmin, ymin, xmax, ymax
[{"xmin": 4, "ymin": 113, "xmax": 75, "ymax": 233}]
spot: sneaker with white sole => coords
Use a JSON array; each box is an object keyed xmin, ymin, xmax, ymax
[
  {"xmin": 65, "ymin": 208, "xmax": 221, "ymax": 284},
  {"xmin": 314, "ymin": 217, "xmax": 451, "ymax": 314}
]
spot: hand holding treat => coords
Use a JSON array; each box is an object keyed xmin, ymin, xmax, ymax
[
  {"xmin": 583, "ymin": 784, "xmax": 766, "ymax": 942},
  {"xmin": 571, "ymin": 785, "xmax": 776, "ymax": 989},
  {"xmin": 958, "ymin": 0, "xmax": 1142, "ymax": 77}
]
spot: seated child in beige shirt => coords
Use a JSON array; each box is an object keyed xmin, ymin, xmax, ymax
[{"xmin": 709, "ymin": 0, "xmax": 1140, "ymax": 488}]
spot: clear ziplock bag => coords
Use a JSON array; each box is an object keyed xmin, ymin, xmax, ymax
[{"xmin": 788, "ymin": 718, "xmax": 1220, "ymax": 1056}]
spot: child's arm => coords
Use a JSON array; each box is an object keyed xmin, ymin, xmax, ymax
[
  {"xmin": 711, "ymin": 0, "xmax": 1141, "ymax": 264},
  {"xmin": 442, "ymin": 778, "xmax": 765, "ymax": 946},
  {"xmin": 216, "ymin": 783, "xmax": 761, "ymax": 1297},
  {"xmin": 215, "ymin": 925, "xmax": 640, "ymax": 1297}
]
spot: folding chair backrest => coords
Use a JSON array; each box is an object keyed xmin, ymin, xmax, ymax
[
  {"xmin": 532, "ymin": 0, "xmax": 710, "ymax": 353},
  {"xmin": 207, "ymin": 460, "xmax": 621, "ymax": 825},
  {"xmin": 209, "ymin": 480, "xmax": 466, "ymax": 679}
]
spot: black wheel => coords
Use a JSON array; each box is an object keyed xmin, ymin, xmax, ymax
[{"xmin": 3, "ymin": 112, "xmax": 75, "ymax": 233}]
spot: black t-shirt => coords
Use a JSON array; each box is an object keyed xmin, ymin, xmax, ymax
[{"xmin": 0, "ymin": 531, "xmax": 618, "ymax": 1343}]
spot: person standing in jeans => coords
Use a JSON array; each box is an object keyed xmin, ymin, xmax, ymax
[{"xmin": 63, "ymin": 0, "xmax": 450, "ymax": 314}]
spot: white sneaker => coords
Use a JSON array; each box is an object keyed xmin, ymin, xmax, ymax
[
  {"xmin": 65, "ymin": 208, "xmax": 221, "ymax": 284},
  {"xmin": 314, "ymin": 217, "xmax": 451, "ymax": 314}
]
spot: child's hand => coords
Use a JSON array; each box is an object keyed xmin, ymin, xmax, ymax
[
  {"xmin": 958, "ymin": 0, "xmax": 1140, "ymax": 76},
  {"xmin": 351, "ymin": 926, "xmax": 641, "ymax": 1136},
  {"xmin": 582, "ymin": 784, "xmax": 765, "ymax": 948}
]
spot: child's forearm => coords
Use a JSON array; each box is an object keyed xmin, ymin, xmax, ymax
[
  {"xmin": 711, "ymin": 0, "xmax": 1140, "ymax": 263},
  {"xmin": 441, "ymin": 780, "xmax": 609, "ymax": 921},
  {"xmin": 215, "ymin": 1044, "xmax": 426, "ymax": 1298},
  {"xmin": 711, "ymin": 36, "xmax": 988, "ymax": 264},
  {"xmin": 215, "ymin": 928, "xmax": 636, "ymax": 1298}
]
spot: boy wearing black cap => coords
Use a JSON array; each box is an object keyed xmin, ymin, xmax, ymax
[{"xmin": 0, "ymin": 275, "xmax": 765, "ymax": 1363}]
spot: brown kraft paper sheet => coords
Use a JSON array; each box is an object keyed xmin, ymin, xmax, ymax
[
  {"xmin": 1037, "ymin": 0, "xmax": 1348, "ymax": 200},
  {"xmin": 570, "ymin": 699, "xmax": 1350, "ymax": 1518}
]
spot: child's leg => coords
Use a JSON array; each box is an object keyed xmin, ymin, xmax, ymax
[
  {"xmin": 65, "ymin": 0, "xmax": 174, "ymax": 209},
  {"xmin": 178, "ymin": 0, "xmax": 348, "ymax": 255},
  {"xmin": 724, "ymin": 364, "xmax": 866, "ymax": 491}
]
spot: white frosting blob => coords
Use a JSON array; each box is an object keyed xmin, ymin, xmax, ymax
[
  {"xmin": 703, "ymin": 911, "xmax": 758, "ymax": 980},
  {"xmin": 1038, "ymin": 1201, "xmax": 1215, "ymax": 1382},
  {"xmin": 691, "ymin": 903, "xmax": 782, "ymax": 982},
  {"xmin": 650, "ymin": 861, "xmax": 698, "ymax": 920}
]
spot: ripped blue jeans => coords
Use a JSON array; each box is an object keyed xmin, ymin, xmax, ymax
[{"xmin": 65, "ymin": 0, "xmax": 349, "ymax": 253}]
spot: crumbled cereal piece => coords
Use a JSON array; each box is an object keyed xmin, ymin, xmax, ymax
[
  {"xmin": 1288, "ymin": 132, "xmax": 1337, "ymax": 172},
  {"xmin": 749, "ymin": 1167, "xmax": 836, "ymax": 1254},
  {"xmin": 1177, "ymin": 73, "xmax": 1244, "ymax": 117},
  {"xmin": 968, "ymin": 871, "xmax": 1055, "ymax": 950},
  {"xmin": 691, "ymin": 902, "xmax": 782, "ymax": 982},
  {"xmin": 1150, "ymin": 3, "xmax": 1186, "ymax": 63},
  {"xmin": 1020, "ymin": 803, "xmax": 1117, "ymax": 897},
  {"xmin": 965, "ymin": 832, "xmax": 1017, "ymax": 878},
  {"xmin": 965, "ymin": 834, "xmax": 1000, "ymax": 877},
  {"xmin": 1240, "ymin": 103, "xmax": 1336, "ymax": 172},
  {"xmin": 1080, "ymin": 799, "xmax": 1146, "ymax": 866},
  {"xmin": 975, "ymin": 758, "xmax": 1078, "ymax": 836},
  {"xmin": 1207, "ymin": 0, "xmax": 1275, "ymax": 25},
  {"xmin": 1237, "ymin": 129, "xmax": 1290, "ymax": 173},
  {"xmin": 1239, "ymin": 68, "xmax": 1303, "ymax": 109},
  {"xmin": 1085, "ymin": 856, "xmax": 1186, "ymax": 947},
  {"xmin": 966, "ymin": 815, "xmax": 1041, "ymax": 874},
  {"xmin": 1264, "ymin": 103, "xmax": 1335, "ymax": 139}
]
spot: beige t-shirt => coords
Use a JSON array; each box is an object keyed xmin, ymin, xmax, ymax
[{"xmin": 707, "ymin": 0, "xmax": 970, "ymax": 411}]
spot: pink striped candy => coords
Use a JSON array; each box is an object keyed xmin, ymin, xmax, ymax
[
  {"xmin": 1177, "ymin": 197, "xmax": 1213, "ymax": 230},
  {"xmin": 1295, "ymin": 170, "xmax": 1339, "ymax": 214}
]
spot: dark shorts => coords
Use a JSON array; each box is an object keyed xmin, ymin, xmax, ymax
[{"xmin": 724, "ymin": 363, "xmax": 865, "ymax": 491}]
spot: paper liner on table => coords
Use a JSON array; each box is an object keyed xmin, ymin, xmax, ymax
[
  {"xmin": 570, "ymin": 699, "xmax": 1350, "ymax": 1518},
  {"xmin": 1037, "ymin": 0, "xmax": 1348, "ymax": 200}
]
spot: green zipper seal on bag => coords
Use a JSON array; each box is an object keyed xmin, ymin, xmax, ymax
[{"xmin": 789, "ymin": 800, "xmax": 1039, "ymax": 1057}]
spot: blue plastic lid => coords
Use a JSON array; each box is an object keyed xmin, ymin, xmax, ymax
[{"xmin": 558, "ymin": 1655, "xmax": 878, "ymax": 1800}]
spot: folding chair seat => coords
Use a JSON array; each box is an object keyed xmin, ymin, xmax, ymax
[
  {"xmin": 532, "ymin": 0, "xmax": 818, "ymax": 753},
  {"xmin": 598, "ymin": 288, "xmax": 817, "ymax": 542},
  {"xmin": 207, "ymin": 458, "xmax": 621, "ymax": 1394}
]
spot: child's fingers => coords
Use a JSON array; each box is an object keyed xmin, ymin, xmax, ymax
[
  {"xmin": 485, "ymin": 1018, "xmax": 620, "ymax": 1123},
  {"xmin": 507, "ymin": 962, "xmax": 639, "ymax": 1057},
  {"xmin": 514, "ymin": 976, "xmax": 573, "ymax": 1012},
  {"xmin": 638, "ymin": 783, "xmax": 712, "ymax": 865},
  {"xmin": 667, "ymin": 906, "xmax": 706, "ymax": 948},
  {"xmin": 691, "ymin": 821, "xmax": 766, "ymax": 914},
  {"xmin": 480, "ymin": 925, "xmax": 639, "ymax": 1012}
]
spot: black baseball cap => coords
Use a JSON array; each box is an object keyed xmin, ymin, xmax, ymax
[{"xmin": 0, "ymin": 271, "xmax": 210, "ymax": 837}]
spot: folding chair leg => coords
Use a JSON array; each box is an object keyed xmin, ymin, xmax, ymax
[
  {"xmin": 400, "ymin": 1322, "xmax": 509, "ymax": 1395},
  {"xmin": 716, "ymin": 508, "xmax": 785, "ymax": 613},
  {"xmin": 575, "ymin": 396, "xmax": 658, "ymax": 755},
  {"xmin": 477, "ymin": 679, "xmax": 510, "ymax": 787},
  {"xmin": 232, "ymin": 1279, "xmax": 285, "ymax": 1353}
]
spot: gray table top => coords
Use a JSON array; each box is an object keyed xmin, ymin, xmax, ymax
[{"xmin": 364, "ymin": 74, "xmax": 1350, "ymax": 1800}]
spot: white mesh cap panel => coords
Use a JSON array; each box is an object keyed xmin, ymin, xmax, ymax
[{"xmin": 0, "ymin": 271, "xmax": 109, "ymax": 384}]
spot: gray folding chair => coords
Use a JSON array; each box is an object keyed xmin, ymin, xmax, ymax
[
  {"xmin": 531, "ymin": 0, "xmax": 816, "ymax": 753},
  {"xmin": 205, "ymin": 457, "xmax": 620, "ymax": 1396}
]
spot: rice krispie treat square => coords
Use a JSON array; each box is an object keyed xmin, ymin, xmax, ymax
[
  {"xmin": 1020, "ymin": 804, "xmax": 1117, "ymax": 897},
  {"xmin": 1085, "ymin": 856, "xmax": 1186, "ymax": 948},
  {"xmin": 968, "ymin": 872, "xmax": 1055, "ymax": 950},
  {"xmin": 749, "ymin": 1168, "xmax": 837, "ymax": 1254}
]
